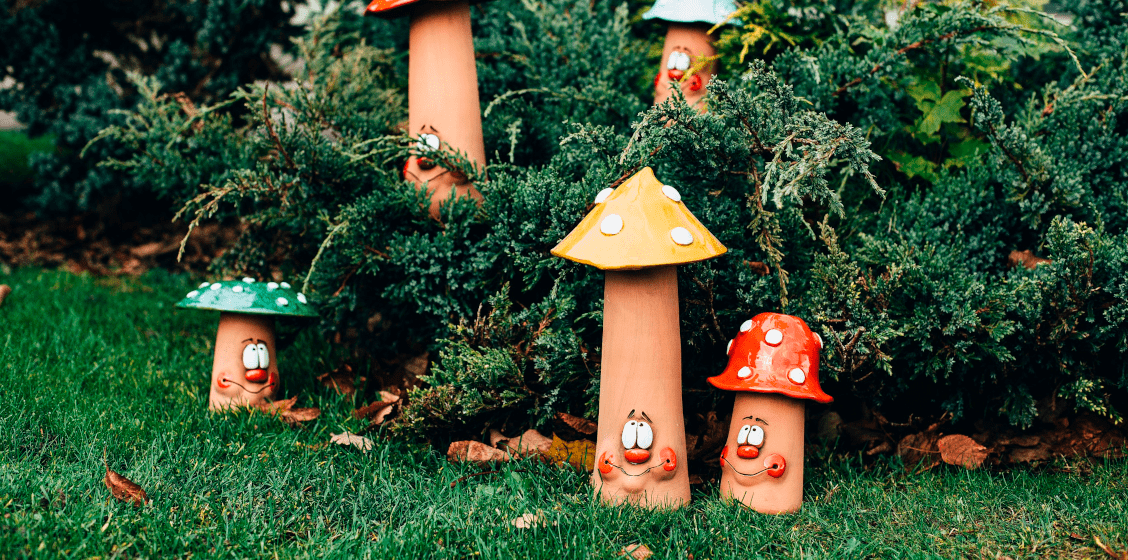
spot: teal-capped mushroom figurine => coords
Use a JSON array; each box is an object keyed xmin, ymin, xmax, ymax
[{"xmin": 177, "ymin": 278, "xmax": 316, "ymax": 410}]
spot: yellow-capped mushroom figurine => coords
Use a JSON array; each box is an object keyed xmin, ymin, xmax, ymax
[{"xmin": 552, "ymin": 167, "xmax": 726, "ymax": 508}]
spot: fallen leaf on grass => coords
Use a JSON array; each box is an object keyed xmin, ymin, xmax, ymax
[
  {"xmin": 620, "ymin": 544, "xmax": 653, "ymax": 559},
  {"xmin": 353, "ymin": 391, "xmax": 400, "ymax": 426},
  {"xmin": 0, "ymin": 284, "xmax": 11, "ymax": 307},
  {"xmin": 555, "ymin": 412, "xmax": 597, "ymax": 435},
  {"xmin": 897, "ymin": 431, "xmax": 940, "ymax": 469},
  {"xmin": 318, "ymin": 364, "xmax": 358, "ymax": 396},
  {"xmin": 938, "ymin": 434, "xmax": 988, "ymax": 469},
  {"xmin": 330, "ymin": 432, "xmax": 374, "ymax": 452},
  {"xmin": 104, "ymin": 460, "xmax": 148, "ymax": 507},
  {"xmin": 253, "ymin": 397, "xmax": 321, "ymax": 426},
  {"xmin": 1094, "ymin": 536, "xmax": 1128, "ymax": 560},
  {"xmin": 511, "ymin": 511, "xmax": 545, "ymax": 529},
  {"xmin": 496, "ymin": 429, "xmax": 554, "ymax": 457},
  {"xmin": 448, "ymin": 440, "xmax": 509, "ymax": 465},
  {"xmin": 544, "ymin": 435, "xmax": 596, "ymax": 471}
]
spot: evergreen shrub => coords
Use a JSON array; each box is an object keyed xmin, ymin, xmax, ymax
[{"xmin": 94, "ymin": 0, "xmax": 1128, "ymax": 446}]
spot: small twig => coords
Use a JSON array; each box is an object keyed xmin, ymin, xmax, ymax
[{"xmin": 262, "ymin": 86, "xmax": 297, "ymax": 169}]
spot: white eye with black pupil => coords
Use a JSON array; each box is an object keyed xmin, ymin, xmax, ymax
[
  {"xmin": 748, "ymin": 425, "xmax": 765, "ymax": 446},
  {"xmin": 636, "ymin": 422, "xmax": 654, "ymax": 449},
  {"xmin": 417, "ymin": 133, "xmax": 440, "ymax": 151},
  {"xmin": 666, "ymin": 54, "xmax": 677, "ymax": 70},
  {"xmin": 737, "ymin": 424, "xmax": 751, "ymax": 445},
  {"xmin": 242, "ymin": 344, "xmax": 259, "ymax": 370},
  {"xmin": 621, "ymin": 421, "xmax": 638, "ymax": 449},
  {"xmin": 256, "ymin": 343, "xmax": 269, "ymax": 369},
  {"xmin": 674, "ymin": 52, "xmax": 691, "ymax": 71}
]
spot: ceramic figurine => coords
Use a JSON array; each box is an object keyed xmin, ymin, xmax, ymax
[
  {"xmin": 552, "ymin": 167, "xmax": 727, "ymax": 508},
  {"xmin": 366, "ymin": 0, "xmax": 487, "ymax": 219},
  {"xmin": 708, "ymin": 312, "xmax": 832, "ymax": 514},
  {"xmin": 177, "ymin": 279, "xmax": 317, "ymax": 410},
  {"xmin": 645, "ymin": 0, "xmax": 739, "ymax": 109}
]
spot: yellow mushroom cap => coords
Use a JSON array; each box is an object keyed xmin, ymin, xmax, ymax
[{"xmin": 551, "ymin": 167, "xmax": 727, "ymax": 270}]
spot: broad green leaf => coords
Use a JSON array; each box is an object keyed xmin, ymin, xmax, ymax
[{"xmin": 919, "ymin": 90, "xmax": 970, "ymax": 135}]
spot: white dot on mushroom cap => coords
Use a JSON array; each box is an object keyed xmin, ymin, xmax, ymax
[
  {"xmin": 726, "ymin": 339, "xmax": 733, "ymax": 355},
  {"xmin": 297, "ymin": 293, "xmax": 307, "ymax": 304},
  {"xmin": 739, "ymin": 320, "xmax": 753, "ymax": 332},
  {"xmin": 737, "ymin": 366, "xmax": 752, "ymax": 378},
  {"xmin": 662, "ymin": 185, "xmax": 682, "ymax": 203},
  {"xmin": 789, "ymin": 368, "xmax": 806, "ymax": 384},
  {"xmin": 186, "ymin": 291, "xmax": 199, "ymax": 298},
  {"xmin": 232, "ymin": 285, "xmax": 244, "ymax": 293},
  {"xmin": 243, "ymin": 277, "xmax": 255, "ymax": 283},
  {"xmin": 765, "ymin": 329, "xmax": 783, "ymax": 346},
  {"xmin": 267, "ymin": 282, "xmax": 279, "ymax": 291},
  {"xmin": 280, "ymin": 282, "xmax": 292, "ymax": 289},
  {"xmin": 277, "ymin": 297, "xmax": 289, "ymax": 306},
  {"xmin": 209, "ymin": 284, "xmax": 222, "ymax": 291},
  {"xmin": 815, "ymin": 333, "xmax": 823, "ymax": 348},
  {"xmin": 198, "ymin": 282, "xmax": 209, "ymax": 289},
  {"xmin": 670, "ymin": 227, "xmax": 693, "ymax": 246},
  {"xmin": 600, "ymin": 214, "xmax": 624, "ymax": 235},
  {"xmin": 594, "ymin": 188, "xmax": 614, "ymax": 204}
]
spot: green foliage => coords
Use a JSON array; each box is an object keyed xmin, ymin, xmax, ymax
[{"xmin": 94, "ymin": 0, "xmax": 1128, "ymax": 439}]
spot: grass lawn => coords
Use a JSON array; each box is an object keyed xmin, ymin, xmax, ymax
[{"xmin": 1, "ymin": 268, "xmax": 1126, "ymax": 558}]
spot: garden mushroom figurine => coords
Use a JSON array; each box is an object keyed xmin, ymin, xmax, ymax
[
  {"xmin": 177, "ymin": 279, "xmax": 317, "ymax": 410},
  {"xmin": 551, "ymin": 167, "xmax": 727, "ymax": 508},
  {"xmin": 366, "ymin": 0, "xmax": 487, "ymax": 218},
  {"xmin": 708, "ymin": 312, "xmax": 831, "ymax": 514},
  {"xmin": 645, "ymin": 0, "xmax": 739, "ymax": 109}
]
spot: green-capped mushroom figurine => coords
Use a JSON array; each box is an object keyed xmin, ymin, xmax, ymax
[{"xmin": 177, "ymin": 278, "xmax": 317, "ymax": 410}]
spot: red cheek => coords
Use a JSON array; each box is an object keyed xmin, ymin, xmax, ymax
[
  {"xmin": 687, "ymin": 74, "xmax": 703, "ymax": 92},
  {"xmin": 736, "ymin": 444, "xmax": 760, "ymax": 459},
  {"xmin": 719, "ymin": 445, "xmax": 728, "ymax": 467},
  {"xmin": 403, "ymin": 158, "xmax": 411, "ymax": 179},
  {"xmin": 598, "ymin": 451, "xmax": 613, "ymax": 474},
  {"xmin": 660, "ymin": 447, "xmax": 677, "ymax": 472},
  {"xmin": 765, "ymin": 453, "xmax": 786, "ymax": 478},
  {"xmin": 654, "ymin": 71, "xmax": 662, "ymax": 89}
]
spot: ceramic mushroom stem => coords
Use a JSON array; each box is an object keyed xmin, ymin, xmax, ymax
[
  {"xmin": 367, "ymin": 0, "xmax": 486, "ymax": 219},
  {"xmin": 177, "ymin": 279, "xmax": 317, "ymax": 410},
  {"xmin": 645, "ymin": 0, "xmax": 738, "ymax": 109},
  {"xmin": 551, "ymin": 167, "xmax": 727, "ymax": 508},
  {"xmin": 709, "ymin": 312, "xmax": 831, "ymax": 514}
]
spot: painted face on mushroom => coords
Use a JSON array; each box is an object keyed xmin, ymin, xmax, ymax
[
  {"xmin": 656, "ymin": 47, "xmax": 704, "ymax": 93},
  {"xmin": 404, "ymin": 126, "xmax": 463, "ymax": 184},
  {"xmin": 597, "ymin": 410, "xmax": 679, "ymax": 494},
  {"xmin": 210, "ymin": 316, "xmax": 280, "ymax": 407},
  {"xmin": 719, "ymin": 414, "xmax": 786, "ymax": 481}
]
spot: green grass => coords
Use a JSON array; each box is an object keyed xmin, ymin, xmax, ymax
[
  {"xmin": 0, "ymin": 130, "xmax": 55, "ymax": 184},
  {"xmin": 1, "ymin": 268, "xmax": 1126, "ymax": 558}
]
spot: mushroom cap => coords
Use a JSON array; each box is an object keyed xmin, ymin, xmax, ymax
[
  {"xmin": 707, "ymin": 312, "xmax": 832, "ymax": 403},
  {"xmin": 550, "ymin": 167, "xmax": 727, "ymax": 270},
  {"xmin": 364, "ymin": 0, "xmax": 420, "ymax": 19},
  {"xmin": 175, "ymin": 279, "xmax": 317, "ymax": 318},
  {"xmin": 643, "ymin": 0, "xmax": 740, "ymax": 26}
]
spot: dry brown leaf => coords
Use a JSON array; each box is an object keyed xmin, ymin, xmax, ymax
[
  {"xmin": 317, "ymin": 364, "xmax": 357, "ymax": 396},
  {"xmin": 505, "ymin": 429, "xmax": 554, "ymax": 457},
  {"xmin": 1007, "ymin": 250, "xmax": 1052, "ymax": 269},
  {"xmin": 511, "ymin": 512, "xmax": 545, "ymax": 529},
  {"xmin": 744, "ymin": 260, "xmax": 771, "ymax": 276},
  {"xmin": 620, "ymin": 544, "xmax": 653, "ymax": 559},
  {"xmin": 280, "ymin": 407, "xmax": 321, "ymax": 426},
  {"xmin": 897, "ymin": 431, "xmax": 941, "ymax": 469},
  {"xmin": 447, "ymin": 440, "xmax": 509, "ymax": 465},
  {"xmin": 938, "ymin": 434, "xmax": 989, "ymax": 469},
  {"xmin": 0, "ymin": 284, "xmax": 11, "ymax": 307},
  {"xmin": 488, "ymin": 429, "xmax": 508, "ymax": 448},
  {"xmin": 544, "ymin": 434, "xmax": 596, "ymax": 471},
  {"xmin": 555, "ymin": 412, "xmax": 597, "ymax": 435},
  {"xmin": 1094, "ymin": 536, "xmax": 1128, "ymax": 560},
  {"xmin": 104, "ymin": 461, "xmax": 148, "ymax": 507},
  {"xmin": 352, "ymin": 391, "xmax": 400, "ymax": 426},
  {"xmin": 330, "ymin": 432, "xmax": 374, "ymax": 452},
  {"xmin": 255, "ymin": 396, "xmax": 297, "ymax": 414}
]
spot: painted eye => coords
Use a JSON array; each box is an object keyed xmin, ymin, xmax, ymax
[
  {"xmin": 737, "ymin": 424, "xmax": 751, "ymax": 445},
  {"xmin": 666, "ymin": 54, "xmax": 678, "ymax": 70},
  {"xmin": 621, "ymin": 420, "xmax": 638, "ymax": 449},
  {"xmin": 636, "ymin": 422, "xmax": 654, "ymax": 449},
  {"xmin": 256, "ymin": 343, "xmax": 270, "ymax": 369},
  {"xmin": 242, "ymin": 344, "xmax": 260, "ymax": 370},
  {"xmin": 674, "ymin": 52, "xmax": 691, "ymax": 71},
  {"xmin": 748, "ymin": 425, "xmax": 765, "ymax": 446},
  {"xmin": 417, "ymin": 133, "xmax": 440, "ymax": 151}
]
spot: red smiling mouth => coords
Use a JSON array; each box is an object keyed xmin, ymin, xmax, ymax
[
  {"xmin": 218, "ymin": 370, "xmax": 278, "ymax": 394},
  {"xmin": 722, "ymin": 448, "xmax": 786, "ymax": 478}
]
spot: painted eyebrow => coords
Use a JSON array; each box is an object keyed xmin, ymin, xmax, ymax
[
  {"xmin": 242, "ymin": 338, "xmax": 255, "ymax": 344},
  {"xmin": 640, "ymin": 411, "xmax": 653, "ymax": 423},
  {"xmin": 742, "ymin": 415, "xmax": 769, "ymax": 425},
  {"xmin": 627, "ymin": 409, "xmax": 635, "ymax": 418}
]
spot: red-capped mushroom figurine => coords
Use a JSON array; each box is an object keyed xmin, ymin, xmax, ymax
[
  {"xmin": 366, "ymin": 0, "xmax": 487, "ymax": 218},
  {"xmin": 708, "ymin": 312, "xmax": 831, "ymax": 514},
  {"xmin": 646, "ymin": 0, "xmax": 739, "ymax": 109},
  {"xmin": 552, "ymin": 167, "xmax": 727, "ymax": 508}
]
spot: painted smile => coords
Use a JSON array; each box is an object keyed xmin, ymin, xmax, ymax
[
  {"xmin": 721, "ymin": 451, "xmax": 786, "ymax": 478},
  {"xmin": 220, "ymin": 378, "xmax": 277, "ymax": 394},
  {"xmin": 602, "ymin": 459, "xmax": 662, "ymax": 478}
]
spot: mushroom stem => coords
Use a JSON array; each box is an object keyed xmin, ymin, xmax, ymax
[
  {"xmin": 593, "ymin": 265, "xmax": 690, "ymax": 507},
  {"xmin": 654, "ymin": 23, "xmax": 718, "ymax": 109},
  {"xmin": 209, "ymin": 312, "xmax": 279, "ymax": 410},
  {"xmin": 408, "ymin": 0, "xmax": 486, "ymax": 218},
  {"xmin": 720, "ymin": 392, "xmax": 805, "ymax": 513}
]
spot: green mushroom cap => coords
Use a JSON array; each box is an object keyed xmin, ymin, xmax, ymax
[{"xmin": 175, "ymin": 278, "xmax": 318, "ymax": 317}]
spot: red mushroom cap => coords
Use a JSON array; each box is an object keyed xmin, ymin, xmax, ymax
[
  {"xmin": 707, "ymin": 312, "xmax": 832, "ymax": 403},
  {"xmin": 364, "ymin": 0, "xmax": 422, "ymax": 18}
]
